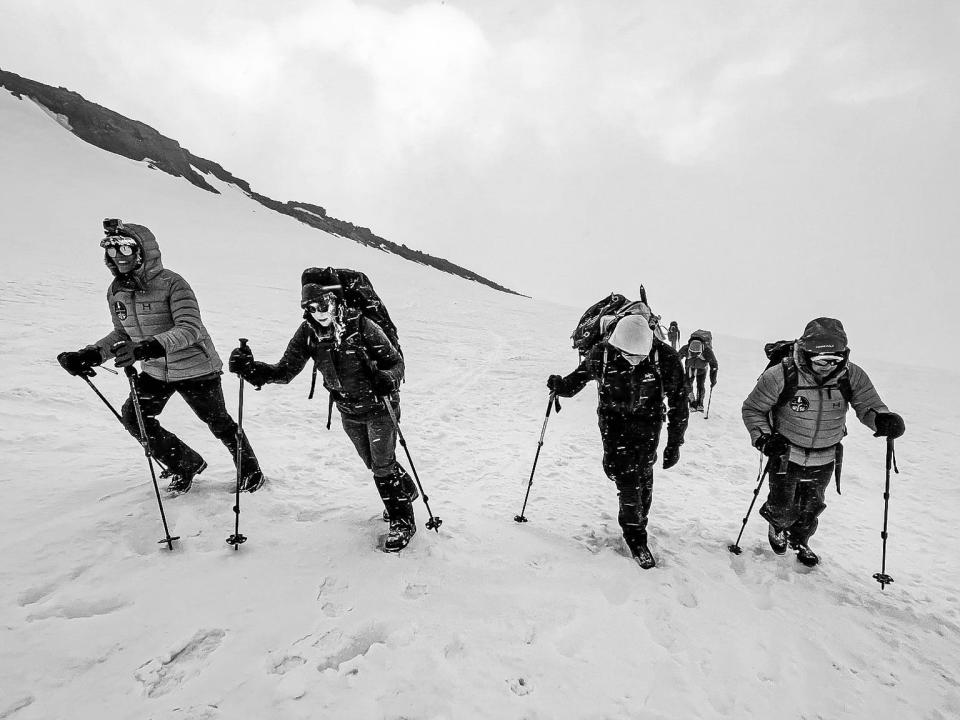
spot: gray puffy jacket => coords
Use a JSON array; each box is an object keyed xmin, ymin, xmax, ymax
[
  {"xmin": 90, "ymin": 224, "xmax": 222, "ymax": 382},
  {"xmin": 741, "ymin": 346, "xmax": 889, "ymax": 466}
]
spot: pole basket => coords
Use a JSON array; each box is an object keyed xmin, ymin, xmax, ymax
[
  {"xmin": 873, "ymin": 572, "xmax": 894, "ymax": 589},
  {"xmin": 426, "ymin": 516, "xmax": 443, "ymax": 531},
  {"xmin": 226, "ymin": 533, "xmax": 247, "ymax": 547},
  {"xmin": 514, "ymin": 514, "xmax": 528, "ymax": 523},
  {"xmin": 727, "ymin": 543, "xmax": 743, "ymax": 555}
]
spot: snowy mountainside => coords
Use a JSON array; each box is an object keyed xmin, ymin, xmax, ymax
[
  {"xmin": 0, "ymin": 68, "xmax": 519, "ymax": 296},
  {"xmin": 1, "ymin": 89, "xmax": 959, "ymax": 719}
]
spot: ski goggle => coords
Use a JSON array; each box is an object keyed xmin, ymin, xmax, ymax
[
  {"xmin": 100, "ymin": 236, "xmax": 138, "ymax": 257},
  {"xmin": 808, "ymin": 353, "xmax": 844, "ymax": 367}
]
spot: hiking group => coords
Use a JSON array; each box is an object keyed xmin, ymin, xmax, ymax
[{"xmin": 58, "ymin": 219, "xmax": 905, "ymax": 572}]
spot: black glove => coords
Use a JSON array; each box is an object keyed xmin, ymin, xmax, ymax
[
  {"xmin": 873, "ymin": 412, "xmax": 905, "ymax": 439},
  {"xmin": 229, "ymin": 345, "xmax": 254, "ymax": 375},
  {"xmin": 57, "ymin": 346, "xmax": 102, "ymax": 377},
  {"xmin": 112, "ymin": 339, "xmax": 164, "ymax": 368},
  {"xmin": 755, "ymin": 432, "xmax": 789, "ymax": 457},
  {"xmin": 710, "ymin": 375, "xmax": 717, "ymax": 388},
  {"xmin": 371, "ymin": 369, "xmax": 398, "ymax": 396},
  {"xmin": 662, "ymin": 443, "xmax": 681, "ymax": 469},
  {"xmin": 547, "ymin": 374, "xmax": 567, "ymax": 395}
]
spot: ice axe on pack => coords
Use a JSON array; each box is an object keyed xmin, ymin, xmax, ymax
[{"xmin": 514, "ymin": 392, "xmax": 561, "ymax": 523}]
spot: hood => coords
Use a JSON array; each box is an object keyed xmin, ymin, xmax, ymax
[
  {"xmin": 607, "ymin": 315, "xmax": 654, "ymax": 357},
  {"xmin": 794, "ymin": 319, "xmax": 850, "ymax": 382},
  {"xmin": 105, "ymin": 222, "xmax": 164, "ymax": 287},
  {"xmin": 797, "ymin": 317, "xmax": 847, "ymax": 353}
]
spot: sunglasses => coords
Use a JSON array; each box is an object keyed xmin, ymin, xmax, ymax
[
  {"xmin": 808, "ymin": 353, "xmax": 844, "ymax": 367},
  {"xmin": 105, "ymin": 245, "xmax": 136, "ymax": 258}
]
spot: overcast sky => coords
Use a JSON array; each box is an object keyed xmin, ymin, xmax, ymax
[{"xmin": 3, "ymin": 1, "xmax": 958, "ymax": 368}]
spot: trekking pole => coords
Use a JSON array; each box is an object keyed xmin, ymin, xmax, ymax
[
  {"xmin": 728, "ymin": 454, "xmax": 772, "ymax": 554},
  {"xmin": 515, "ymin": 392, "xmax": 561, "ymax": 523},
  {"xmin": 124, "ymin": 367, "xmax": 179, "ymax": 551},
  {"xmin": 872, "ymin": 438, "xmax": 899, "ymax": 590},
  {"xmin": 226, "ymin": 338, "xmax": 249, "ymax": 550},
  {"xmin": 704, "ymin": 386, "xmax": 714, "ymax": 419},
  {"xmin": 381, "ymin": 399, "xmax": 442, "ymax": 532},
  {"xmin": 79, "ymin": 374, "xmax": 169, "ymax": 473}
]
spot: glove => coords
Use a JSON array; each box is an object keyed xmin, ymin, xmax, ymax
[
  {"xmin": 371, "ymin": 369, "xmax": 398, "ymax": 396},
  {"xmin": 873, "ymin": 412, "xmax": 905, "ymax": 439},
  {"xmin": 229, "ymin": 345, "xmax": 254, "ymax": 375},
  {"xmin": 710, "ymin": 375, "xmax": 717, "ymax": 388},
  {"xmin": 112, "ymin": 339, "xmax": 164, "ymax": 368},
  {"xmin": 547, "ymin": 374, "xmax": 567, "ymax": 395},
  {"xmin": 755, "ymin": 432, "xmax": 789, "ymax": 457},
  {"xmin": 662, "ymin": 443, "xmax": 681, "ymax": 469},
  {"xmin": 57, "ymin": 346, "xmax": 102, "ymax": 377}
]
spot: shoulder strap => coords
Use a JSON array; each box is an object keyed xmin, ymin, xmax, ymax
[{"xmin": 775, "ymin": 357, "xmax": 799, "ymax": 409}]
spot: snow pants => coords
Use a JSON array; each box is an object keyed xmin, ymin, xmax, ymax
[
  {"xmin": 121, "ymin": 372, "xmax": 261, "ymax": 479},
  {"xmin": 340, "ymin": 402, "xmax": 400, "ymax": 478},
  {"xmin": 598, "ymin": 412, "xmax": 662, "ymax": 545},
  {"xmin": 688, "ymin": 368, "xmax": 707, "ymax": 405},
  {"xmin": 759, "ymin": 460, "xmax": 834, "ymax": 544}
]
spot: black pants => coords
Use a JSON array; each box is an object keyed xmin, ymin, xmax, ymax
[
  {"xmin": 759, "ymin": 460, "xmax": 834, "ymax": 544},
  {"xmin": 121, "ymin": 372, "xmax": 260, "ymax": 478},
  {"xmin": 598, "ymin": 413, "xmax": 661, "ymax": 544},
  {"xmin": 688, "ymin": 368, "xmax": 707, "ymax": 405}
]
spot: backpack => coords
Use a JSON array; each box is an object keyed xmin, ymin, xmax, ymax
[
  {"xmin": 301, "ymin": 267, "xmax": 401, "ymax": 355},
  {"xmin": 689, "ymin": 329, "xmax": 713, "ymax": 349},
  {"xmin": 762, "ymin": 340, "xmax": 852, "ymax": 409},
  {"xmin": 300, "ymin": 267, "xmax": 403, "ymax": 410},
  {"xmin": 571, "ymin": 287, "xmax": 665, "ymax": 355}
]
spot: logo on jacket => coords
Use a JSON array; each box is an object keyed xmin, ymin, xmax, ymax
[
  {"xmin": 113, "ymin": 301, "xmax": 127, "ymax": 320},
  {"xmin": 790, "ymin": 395, "xmax": 810, "ymax": 412}
]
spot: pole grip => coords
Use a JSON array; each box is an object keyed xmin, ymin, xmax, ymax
[
  {"xmin": 239, "ymin": 337, "xmax": 249, "ymax": 348},
  {"xmin": 124, "ymin": 366, "xmax": 137, "ymax": 378}
]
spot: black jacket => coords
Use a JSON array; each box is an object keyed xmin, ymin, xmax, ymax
[
  {"xmin": 556, "ymin": 340, "xmax": 688, "ymax": 445},
  {"xmin": 246, "ymin": 310, "xmax": 403, "ymax": 417}
]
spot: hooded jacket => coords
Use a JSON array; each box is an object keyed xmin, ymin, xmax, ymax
[
  {"xmin": 678, "ymin": 343, "xmax": 718, "ymax": 383},
  {"xmin": 90, "ymin": 224, "xmax": 222, "ymax": 381},
  {"xmin": 243, "ymin": 309, "xmax": 403, "ymax": 418},
  {"xmin": 555, "ymin": 339, "xmax": 688, "ymax": 446},
  {"xmin": 741, "ymin": 320, "xmax": 889, "ymax": 466}
]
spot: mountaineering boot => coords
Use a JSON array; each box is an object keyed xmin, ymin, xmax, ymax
[
  {"xmin": 383, "ymin": 467, "xmax": 418, "ymax": 521},
  {"xmin": 794, "ymin": 542, "xmax": 819, "ymax": 567},
  {"xmin": 385, "ymin": 501, "xmax": 417, "ymax": 552},
  {"xmin": 624, "ymin": 534, "xmax": 656, "ymax": 569},
  {"xmin": 398, "ymin": 466, "xmax": 420, "ymax": 502},
  {"xmin": 240, "ymin": 468, "xmax": 266, "ymax": 493},
  {"xmin": 375, "ymin": 472, "xmax": 417, "ymax": 552},
  {"xmin": 767, "ymin": 523, "xmax": 787, "ymax": 554},
  {"xmin": 164, "ymin": 459, "xmax": 207, "ymax": 495}
]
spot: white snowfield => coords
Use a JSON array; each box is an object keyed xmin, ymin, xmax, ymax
[{"xmin": 1, "ymin": 91, "xmax": 958, "ymax": 720}]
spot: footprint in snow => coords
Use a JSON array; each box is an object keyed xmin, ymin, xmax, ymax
[
  {"xmin": 403, "ymin": 582, "xmax": 429, "ymax": 599},
  {"xmin": 508, "ymin": 677, "xmax": 533, "ymax": 696},
  {"xmin": 312, "ymin": 623, "xmax": 389, "ymax": 673},
  {"xmin": 134, "ymin": 628, "xmax": 227, "ymax": 698},
  {"xmin": 316, "ymin": 576, "xmax": 351, "ymax": 617},
  {"xmin": 26, "ymin": 595, "xmax": 130, "ymax": 622}
]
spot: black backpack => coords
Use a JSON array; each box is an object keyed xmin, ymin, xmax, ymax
[
  {"xmin": 570, "ymin": 286, "xmax": 664, "ymax": 356},
  {"xmin": 301, "ymin": 267, "xmax": 401, "ymax": 355},
  {"xmin": 762, "ymin": 340, "xmax": 852, "ymax": 409}
]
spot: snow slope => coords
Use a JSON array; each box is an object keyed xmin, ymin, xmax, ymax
[{"xmin": 1, "ymin": 91, "xmax": 958, "ymax": 720}]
